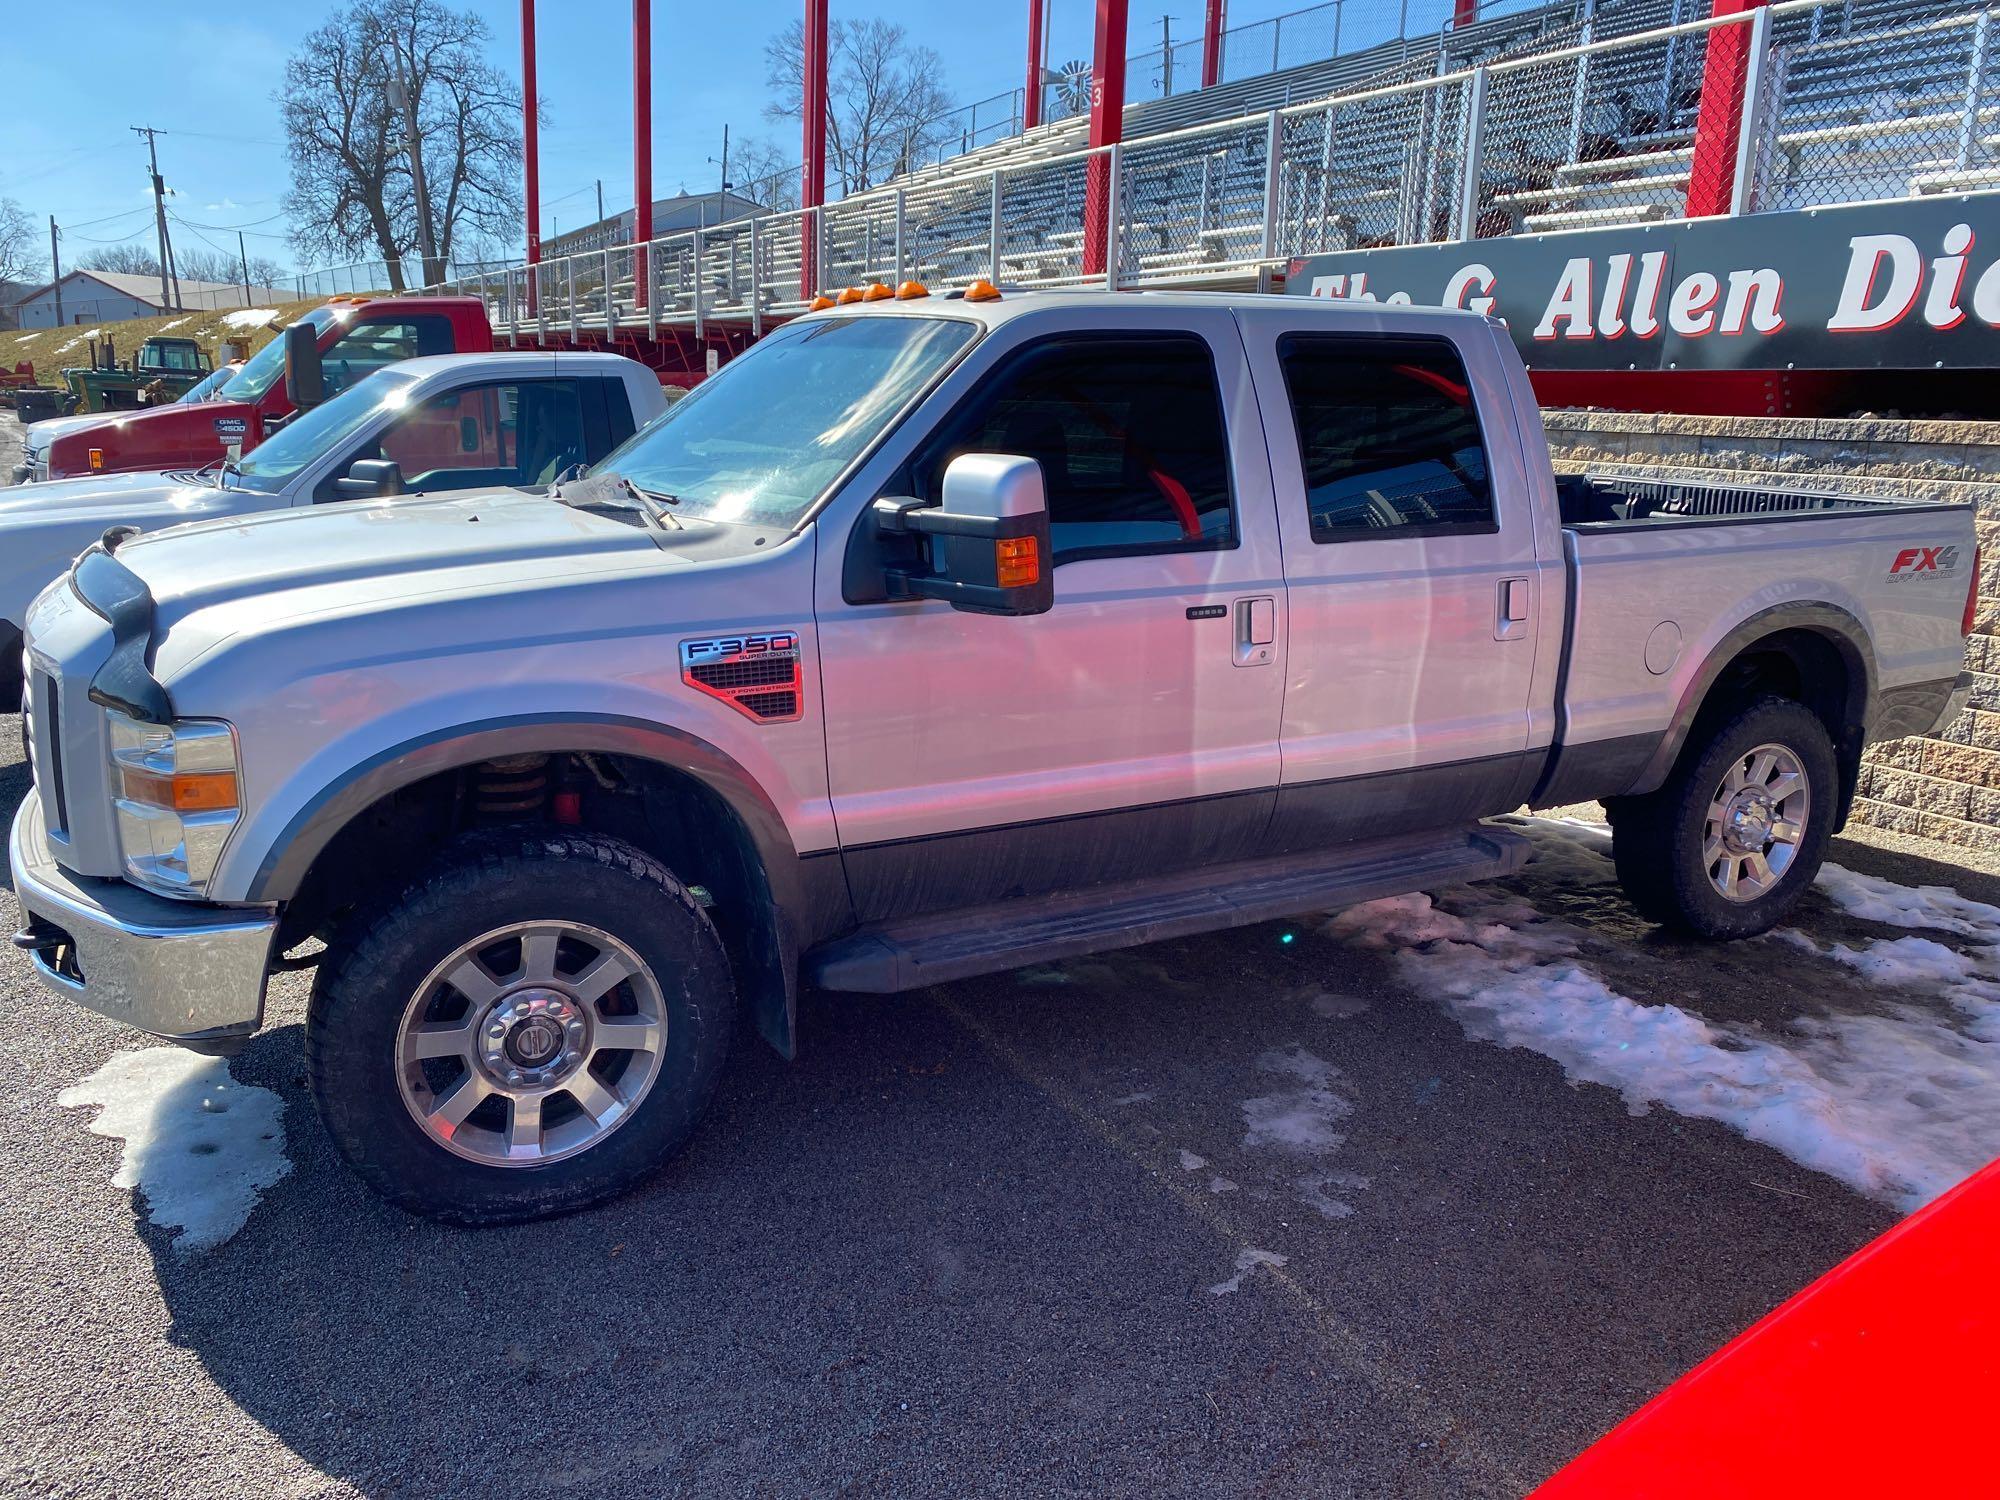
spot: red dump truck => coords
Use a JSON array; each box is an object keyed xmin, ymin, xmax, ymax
[{"xmin": 31, "ymin": 296, "xmax": 497, "ymax": 483}]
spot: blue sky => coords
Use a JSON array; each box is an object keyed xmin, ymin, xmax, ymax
[{"xmin": 0, "ymin": 0, "xmax": 1298, "ymax": 278}]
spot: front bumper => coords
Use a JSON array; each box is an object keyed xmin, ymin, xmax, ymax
[{"xmin": 10, "ymin": 792, "xmax": 276, "ymax": 1051}]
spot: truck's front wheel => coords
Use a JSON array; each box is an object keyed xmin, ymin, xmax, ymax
[
  {"xmin": 306, "ymin": 831, "xmax": 734, "ymax": 1224},
  {"xmin": 1609, "ymin": 696, "xmax": 1837, "ymax": 940}
]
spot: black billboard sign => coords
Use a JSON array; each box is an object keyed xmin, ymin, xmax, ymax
[{"xmin": 1285, "ymin": 194, "xmax": 2000, "ymax": 372}]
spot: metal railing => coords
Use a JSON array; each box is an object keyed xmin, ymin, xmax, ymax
[{"xmin": 430, "ymin": 0, "xmax": 1992, "ymax": 337}]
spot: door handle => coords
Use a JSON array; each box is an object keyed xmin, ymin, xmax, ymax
[
  {"xmin": 1495, "ymin": 577, "xmax": 1530, "ymax": 641},
  {"xmin": 1234, "ymin": 595, "xmax": 1276, "ymax": 667}
]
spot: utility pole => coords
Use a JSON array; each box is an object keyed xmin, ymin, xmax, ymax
[
  {"xmin": 1160, "ymin": 14, "xmax": 1175, "ymax": 96},
  {"xmin": 390, "ymin": 49, "xmax": 440, "ymax": 287},
  {"xmin": 596, "ymin": 179, "xmax": 605, "ymax": 226},
  {"xmin": 131, "ymin": 126, "xmax": 179, "ymax": 311},
  {"xmin": 237, "ymin": 230, "xmax": 252, "ymax": 307},
  {"xmin": 719, "ymin": 125, "xmax": 730, "ymax": 210},
  {"xmin": 48, "ymin": 217, "xmax": 63, "ymax": 327}
]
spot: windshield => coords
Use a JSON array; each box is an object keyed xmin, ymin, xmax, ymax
[
  {"xmin": 221, "ymin": 305, "xmax": 341, "ymax": 404},
  {"xmin": 228, "ymin": 368, "xmax": 419, "ymax": 492},
  {"xmin": 592, "ymin": 314, "xmax": 977, "ymax": 528},
  {"xmin": 177, "ymin": 365, "xmax": 238, "ymax": 404}
]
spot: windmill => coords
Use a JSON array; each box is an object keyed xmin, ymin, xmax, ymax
[{"xmin": 1050, "ymin": 59, "xmax": 1094, "ymax": 117}]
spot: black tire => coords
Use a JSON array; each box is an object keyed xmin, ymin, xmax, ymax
[
  {"xmin": 306, "ymin": 829, "xmax": 734, "ymax": 1225},
  {"xmin": 1609, "ymin": 696, "xmax": 1838, "ymax": 940}
]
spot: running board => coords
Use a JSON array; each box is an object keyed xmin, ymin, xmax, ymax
[{"xmin": 806, "ymin": 823, "xmax": 1530, "ymax": 994}]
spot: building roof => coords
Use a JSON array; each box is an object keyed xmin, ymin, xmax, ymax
[
  {"xmin": 6, "ymin": 267, "xmax": 292, "ymax": 312},
  {"xmin": 545, "ymin": 190, "xmax": 771, "ymax": 257}
]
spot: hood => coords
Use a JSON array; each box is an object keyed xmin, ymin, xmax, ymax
[
  {"xmin": 0, "ymin": 470, "xmax": 222, "ymax": 526},
  {"xmin": 21, "ymin": 412, "xmax": 113, "ymax": 453},
  {"xmin": 124, "ymin": 489, "xmax": 678, "ymax": 626},
  {"xmin": 43, "ymin": 399, "xmax": 255, "ymax": 478}
]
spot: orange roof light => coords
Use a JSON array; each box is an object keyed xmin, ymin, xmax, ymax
[
  {"xmin": 965, "ymin": 279, "xmax": 1002, "ymax": 303},
  {"xmin": 808, "ymin": 294, "xmax": 836, "ymax": 311},
  {"xmin": 836, "ymin": 286, "xmax": 865, "ymax": 305},
  {"xmin": 896, "ymin": 280, "xmax": 930, "ymax": 300},
  {"xmin": 88, "ymin": 448, "xmax": 104, "ymax": 470},
  {"xmin": 862, "ymin": 282, "xmax": 894, "ymax": 301}
]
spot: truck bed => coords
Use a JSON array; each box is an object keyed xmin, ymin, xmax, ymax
[
  {"xmin": 1554, "ymin": 472, "xmax": 1948, "ymax": 530},
  {"xmin": 1547, "ymin": 472, "xmax": 1976, "ymax": 802}
]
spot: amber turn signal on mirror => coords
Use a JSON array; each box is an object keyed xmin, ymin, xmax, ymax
[{"xmin": 995, "ymin": 535, "xmax": 1040, "ymax": 589}]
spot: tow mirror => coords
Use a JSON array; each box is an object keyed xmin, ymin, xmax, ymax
[
  {"xmin": 870, "ymin": 453, "xmax": 1053, "ymax": 616},
  {"xmin": 284, "ymin": 322, "xmax": 325, "ymax": 411},
  {"xmin": 334, "ymin": 458, "xmax": 404, "ymax": 500}
]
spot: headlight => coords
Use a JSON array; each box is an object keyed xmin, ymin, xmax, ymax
[{"xmin": 107, "ymin": 715, "xmax": 242, "ymax": 895}]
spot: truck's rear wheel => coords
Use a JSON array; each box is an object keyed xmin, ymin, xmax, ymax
[
  {"xmin": 306, "ymin": 830, "xmax": 733, "ymax": 1224},
  {"xmin": 1608, "ymin": 696, "xmax": 1836, "ymax": 940}
]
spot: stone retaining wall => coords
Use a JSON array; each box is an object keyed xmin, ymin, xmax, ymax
[{"xmin": 1542, "ymin": 410, "xmax": 2000, "ymax": 854}]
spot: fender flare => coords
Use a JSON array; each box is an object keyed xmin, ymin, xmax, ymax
[
  {"xmin": 245, "ymin": 712, "xmax": 814, "ymax": 1056},
  {"xmin": 1629, "ymin": 601, "xmax": 1876, "ymax": 797}
]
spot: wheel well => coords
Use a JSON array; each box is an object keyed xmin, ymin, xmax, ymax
[
  {"xmin": 1675, "ymin": 627, "xmax": 1866, "ymax": 826},
  {"xmin": 280, "ymin": 749, "xmax": 797, "ymax": 1053}
]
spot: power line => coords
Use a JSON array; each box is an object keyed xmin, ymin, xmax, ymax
[{"xmin": 57, "ymin": 205, "xmax": 153, "ymax": 233}]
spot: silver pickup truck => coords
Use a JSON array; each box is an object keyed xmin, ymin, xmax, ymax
[
  {"xmin": 10, "ymin": 289, "xmax": 1979, "ymax": 1224},
  {"xmin": 0, "ymin": 350, "xmax": 668, "ymax": 710}
]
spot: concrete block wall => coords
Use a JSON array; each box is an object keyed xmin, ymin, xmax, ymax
[{"xmin": 1541, "ymin": 410, "xmax": 1999, "ymax": 854}]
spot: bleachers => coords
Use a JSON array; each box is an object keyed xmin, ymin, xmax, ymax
[{"xmin": 451, "ymin": 0, "xmax": 1997, "ymax": 335}]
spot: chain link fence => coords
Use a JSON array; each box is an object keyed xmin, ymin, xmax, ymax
[
  {"xmin": 1748, "ymin": 7, "xmax": 1998, "ymax": 208},
  {"xmin": 438, "ymin": 0, "xmax": 1992, "ymax": 334}
]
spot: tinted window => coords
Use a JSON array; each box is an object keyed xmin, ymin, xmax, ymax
[
  {"xmin": 1278, "ymin": 335, "xmax": 1494, "ymax": 542},
  {"xmin": 351, "ymin": 379, "xmax": 587, "ymax": 494},
  {"xmin": 322, "ymin": 315, "xmax": 454, "ymax": 397},
  {"xmin": 906, "ymin": 334, "xmax": 1234, "ymax": 563}
]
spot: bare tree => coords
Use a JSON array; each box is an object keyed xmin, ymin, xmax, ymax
[
  {"xmin": 764, "ymin": 18, "xmax": 955, "ymax": 196},
  {"xmin": 730, "ymin": 137, "xmax": 800, "ymax": 212},
  {"xmin": 79, "ymin": 244, "xmax": 288, "ymax": 290},
  {"xmin": 0, "ymin": 197, "xmax": 43, "ymax": 288},
  {"xmin": 279, "ymin": 0, "xmax": 521, "ymax": 290},
  {"xmin": 78, "ymin": 244, "xmax": 167, "ymax": 277}
]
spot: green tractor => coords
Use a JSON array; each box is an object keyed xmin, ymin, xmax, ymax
[{"xmin": 60, "ymin": 335, "xmax": 214, "ymax": 415}]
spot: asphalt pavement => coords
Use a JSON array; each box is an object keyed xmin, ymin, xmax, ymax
[{"xmin": 2, "ymin": 724, "xmax": 1993, "ymax": 1499}]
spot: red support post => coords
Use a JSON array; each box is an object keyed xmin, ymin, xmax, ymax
[
  {"xmin": 1685, "ymin": 0, "xmax": 1764, "ymax": 217},
  {"xmin": 1081, "ymin": 0, "xmax": 1130, "ymax": 279},
  {"xmin": 800, "ymin": 0, "xmax": 829, "ymax": 299},
  {"xmin": 1452, "ymin": 0, "xmax": 1478, "ymax": 26},
  {"xmin": 1025, "ymin": 0, "xmax": 1046, "ymax": 129},
  {"xmin": 634, "ymin": 0, "xmax": 653, "ymax": 309},
  {"xmin": 1201, "ymin": 0, "xmax": 1225, "ymax": 89},
  {"xmin": 522, "ymin": 0, "xmax": 540, "ymax": 313}
]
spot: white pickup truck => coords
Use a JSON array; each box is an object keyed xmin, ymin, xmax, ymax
[
  {"xmin": 10, "ymin": 289, "xmax": 1979, "ymax": 1224},
  {"xmin": 0, "ymin": 350, "xmax": 667, "ymax": 710}
]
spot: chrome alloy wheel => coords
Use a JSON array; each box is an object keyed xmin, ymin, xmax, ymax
[
  {"xmin": 1703, "ymin": 742, "xmax": 1810, "ymax": 903},
  {"xmin": 395, "ymin": 921, "xmax": 667, "ymax": 1167}
]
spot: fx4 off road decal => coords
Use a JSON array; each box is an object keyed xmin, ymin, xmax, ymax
[
  {"xmin": 679, "ymin": 632, "xmax": 803, "ymax": 722},
  {"xmin": 1887, "ymin": 545, "xmax": 1963, "ymax": 586}
]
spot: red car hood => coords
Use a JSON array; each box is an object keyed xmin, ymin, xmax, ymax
[{"xmin": 43, "ymin": 399, "xmax": 258, "ymax": 480}]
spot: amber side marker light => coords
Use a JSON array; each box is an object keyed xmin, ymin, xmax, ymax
[
  {"xmin": 808, "ymin": 294, "xmax": 836, "ymax": 311},
  {"xmin": 119, "ymin": 767, "xmax": 240, "ymax": 813},
  {"xmin": 995, "ymin": 535, "xmax": 1040, "ymax": 589},
  {"xmin": 88, "ymin": 448, "xmax": 105, "ymax": 470},
  {"xmin": 836, "ymin": 286, "xmax": 865, "ymax": 304},
  {"xmin": 965, "ymin": 279, "xmax": 1002, "ymax": 303},
  {"xmin": 896, "ymin": 280, "xmax": 930, "ymax": 299},
  {"xmin": 862, "ymin": 282, "xmax": 894, "ymax": 301}
]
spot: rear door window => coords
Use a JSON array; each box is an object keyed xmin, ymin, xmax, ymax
[
  {"xmin": 321, "ymin": 315, "xmax": 455, "ymax": 398},
  {"xmin": 1277, "ymin": 335, "xmax": 1495, "ymax": 542}
]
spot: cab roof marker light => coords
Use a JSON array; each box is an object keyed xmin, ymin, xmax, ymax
[
  {"xmin": 808, "ymin": 294, "xmax": 836, "ymax": 311},
  {"xmin": 862, "ymin": 282, "xmax": 894, "ymax": 301},
  {"xmin": 836, "ymin": 287, "xmax": 865, "ymax": 305},
  {"xmin": 964, "ymin": 279, "xmax": 1002, "ymax": 303},
  {"xmin": 896, "ymin": 280, "xmax": 930, "ymax": 300}
]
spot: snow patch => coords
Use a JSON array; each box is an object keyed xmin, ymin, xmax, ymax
[
  {"xmin": 59, "ymin": 1049, "xmax": 290, "ymax": 1253},
  {"xmin": 220, "ymin": 307, "xmax": 278, "ymax": 329},
  {"xmin": 1208, "ymin": 1176, "xmax": 1240, "ymax": 1194},
  {"xmin": 1209, "ymin": 1246, "xmax": 1288, "ymax": 1295},
  {"xmin": 1241, "ymin": 1046, "xmax": 1352, "ymax": 1155},
  {"xmin": 1327, "ymin": 829, "xmax": 2000, "ymax": 1212},
  {"xmin": 1306, "ymin": 990, "xmax": 1371, "ymax": 1021},
  {"xmin": 1178, "ymin": 1149, "xmax": 1208, "ymax": 1171},
  {"xmin": 1816, "ymin": 863, "xmax": 2000, "ymax": 942}
]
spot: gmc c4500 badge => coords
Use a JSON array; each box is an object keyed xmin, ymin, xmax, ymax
[{"xmin": 680, "ymin": 633, "xmax": 804, "ymax": 722}]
